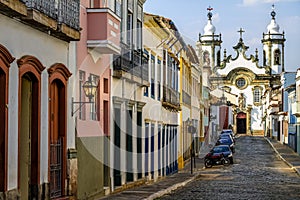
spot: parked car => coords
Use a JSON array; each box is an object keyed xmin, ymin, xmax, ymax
[
  {"xmin": 221, "ymin": 129, "xmax": 235, "ymax": 141},
  {"xmin": 205, "ymin": 145, "xmax": 233, "ymax": 165},
  {"xmin": 216, "ymin": 137, "xmax": 235, "ymax": 153},
  {"xmin": 220, "ymin": 132, "xmax": 236, "ymax": 144}
]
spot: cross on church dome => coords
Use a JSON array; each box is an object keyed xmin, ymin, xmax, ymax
[
  {"xmin": 271, "ymin": 4, "xmax": 276, "ymax": 19},
  {"xmin": 207, "ymin": 6, "xmax": 213, "ymax": 20},
  {"xmin": 238, "ymin": 28, "xmax": 245, "ymax": 41}
]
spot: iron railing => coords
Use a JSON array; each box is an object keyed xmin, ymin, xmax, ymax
[
  {"xmin": 162, "ymin": 85, "xmax": 180, "ymax": 109},
  {"xmin": 113, "ymin": 43, "xmax": 149, "ymax": 82},
  {"xmin": 22, "ymin": 0, "xmax": 80, "ymax": 30},
  {"xmin": 50, "ymin": 138, "xmax": 63, "ymax": 198},
  {"xmin": 182, "ymin": 90, "xmax": 191, "ymax": 105}
]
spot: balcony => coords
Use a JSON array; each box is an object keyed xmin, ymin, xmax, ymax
[
  {"xmin": 113, "ymin": 44, "xmax": 149, "ymax": 86},
  {"xmin": 182, "ymin": 90, "xmax": 191, "ymax": 106},
  {"xmin": 87, "ymin": 8, "xmax": 121, "ymax": 54},
  {"xmin": 291, "ymin": 101, "xmax": 300, "ymax": 117},
  {"xmin": 0, "ymin": 0, "xmax": 80, "ymax": 41},
  {"xmin": 162, "ymin": 85, "xmax": 181, "ymax": 111}
]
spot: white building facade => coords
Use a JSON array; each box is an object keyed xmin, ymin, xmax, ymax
[
  {"xmin": 200, "ymin": 6, "xmax": 285, "ymax": 136},
  {"xmin": 0, "ymin": 1, "xmax": 80, "ymax": 199}
]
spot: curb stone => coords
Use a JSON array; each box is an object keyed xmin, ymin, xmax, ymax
[
  {"xmin": 144, "ymin": 172, "xmax": 202, "ymax": 200},
  {"xmin": 265, "ymin": 137, "xmax": 300, "ymax": 176}
]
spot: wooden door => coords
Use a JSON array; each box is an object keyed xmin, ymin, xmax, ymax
[
  {"xmin": 237, "ymin": 112, "xmax": 247, "ymax": 134},
  {"xmin": 49, "ymin": 80, "xmax": 65, "ymax": 198},
  {"xmin": 0, "ymin": 69, "xmax": 6, "ymax": 192}
]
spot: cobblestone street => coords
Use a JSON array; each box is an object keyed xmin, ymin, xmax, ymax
[{"xmin": 160, "ymin": 136, "xmax": 300, "ymax": 200}]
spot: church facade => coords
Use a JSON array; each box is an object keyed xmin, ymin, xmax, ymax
[{"xmin": 199, "ymin": 6, "xmax": 285, "ymax": 136}]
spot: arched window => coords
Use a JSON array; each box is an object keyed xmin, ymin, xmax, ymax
[
  {"xmin": 217, "ymin": 50, "xmax": 221, "ymax": 66},
  {"xmin": 263, "ymin": 50, "xmax": 266, "ymax": 66},
  {"xmin": 274, "ymin": 49, "xmax": 281, "ymax": 65},
  {"xmin": 203, "ymin": 51, "xmax": 210, "ymax": 67}
]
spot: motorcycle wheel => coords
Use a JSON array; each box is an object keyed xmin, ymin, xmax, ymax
[
  {"xmin": 222, "ymin": 158, "xmax": 231, "ymax": 166},
  {"xmin": 204, "ymin": 159, "xmax": 213, "ymax": 168}
]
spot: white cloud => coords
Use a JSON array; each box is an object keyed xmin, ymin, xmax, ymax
[
  {"xmin": 212, "ymin": 13, "xmax": 220, "ymax": 23},
  {"xmin": 246, "ymin": 37, "xmax": 261, "ymax": 47}
]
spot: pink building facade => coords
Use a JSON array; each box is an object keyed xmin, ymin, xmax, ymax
[{"xmin": 75, "ymin": 0, "xmax": 120, "ymax": 198}]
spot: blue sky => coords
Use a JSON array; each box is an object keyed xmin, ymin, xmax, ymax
[{"xmin": 144, "ymin": 0, "xmax": 300, "ymax": 71}]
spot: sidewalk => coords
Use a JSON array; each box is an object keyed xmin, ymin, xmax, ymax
[
  {"xmin": 99, "ymin": 157, "xmax": 204, "ymax": 200},
  {"xmin": 265, "ymin": 137, "xmax": 300, "ymax": 176},
  {"xmin": 99, "ymin": 137, "xmax": 300, "ymax": 200}
]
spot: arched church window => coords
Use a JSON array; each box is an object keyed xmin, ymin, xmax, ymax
[
  {"xmin": 263, "ymin": 50, "xmax": 266, "ymax": 66},
  {"xmin": 217, "ymin": 50, "xmax": 221, "ymax": 66},
  {"xmin": 274, "ymin": 49, "xmax": 281, "ymax": 65}
]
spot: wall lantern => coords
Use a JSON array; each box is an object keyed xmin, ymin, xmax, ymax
[{"xmin": 72, "ymin": 76, "xmax": 98, "ymax": 116}]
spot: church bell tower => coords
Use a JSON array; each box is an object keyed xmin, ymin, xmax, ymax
[
  {"xmin": 262, "ymin": 5, "xmax": 286, "ymax": 75},
  {"xmin": 197, "ymin": 6, "xmax": 222, "ymax": 87}
]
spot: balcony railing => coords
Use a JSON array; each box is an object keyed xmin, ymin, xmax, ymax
[
  {"xmin": 113, "ymin": 44, "xmax": 149, "ymax": 85},
  {"xmin": 162, "ymin": 85, "xmax": 180, "ymax": 111},
  {"xmin": 24, "ymin": 0, "xmax": 80, "ymax": 30},
  {"xmin": 0, "ymin": 0, "xmax": 80, "ymax": 41},
  {"xmin": 182, "ymin": 90, "xmax": 191, "ymax": 106}
]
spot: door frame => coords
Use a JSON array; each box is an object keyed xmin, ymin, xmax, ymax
[
  {"xmin": 236, "ymin": 112, "xmax": 247, "ymax": 134},
  {"xmin": 0, "ymin": 44, "xmax": 14, "ymax": 192},
  {"xmin": 47, "ymin": 63, "xmax": 71, "ymax": 197},
  {"xmin": 17, "ymin": 55, "xmax": 44, "ymax": 194}
]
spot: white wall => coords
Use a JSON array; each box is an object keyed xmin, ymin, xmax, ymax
[{"xmin": 0, "ymin": 14, "xmax": 73, "ymax": 189}]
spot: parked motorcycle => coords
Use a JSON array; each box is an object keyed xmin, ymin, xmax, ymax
[
  {"xmin": 204, "ymin": 154, "xmax": 231, "ymax": 168},
  {"xmin": 204, "ymin": 145, "xmax": 233, "ymax": 168}
]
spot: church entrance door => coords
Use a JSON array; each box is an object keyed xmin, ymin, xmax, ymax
[{"xmin": 237, "ymin": 112, "xmax": 246, "ymax": 134}]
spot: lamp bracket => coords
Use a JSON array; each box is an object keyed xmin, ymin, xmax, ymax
[{"xmin": 71, "ymin": 97, "xmax": 94, "ymax": 116}]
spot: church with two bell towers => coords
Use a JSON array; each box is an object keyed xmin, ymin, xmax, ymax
[{"xmin": 198, "ymin": 5, "xmax": 285, "ymax": 135}]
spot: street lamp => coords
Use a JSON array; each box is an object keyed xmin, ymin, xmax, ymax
[
  {"xmin": 187, "ymin": 118, "xmax": 196, "ymax": 174},
  {"xmin": 72, "ymin": 76, "xmax": 98, "ymax": 116}
]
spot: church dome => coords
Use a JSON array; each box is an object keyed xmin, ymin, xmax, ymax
[
  {"xmin": 204, "ymin": 20, "xmax": 216, "ymax": 35},
  {"xmin": 267, "ymin": 6, "xmax": 280, "ymax": 34},
  {"xmin": 267, "ymin": 19, "xmax": 280, "ymax": 34}
]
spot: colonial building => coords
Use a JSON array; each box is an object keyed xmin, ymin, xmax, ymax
[
  {"xmin": 143, "ymin": 13, "xmax": 202, "ymax": 174},
  {"xmin": 200, "ymin": 5, "xmax": 285, "ymax": 136},
  {"xmin": 0, "ymin": 0, "xmax": 80, "ymax": 199},
  {"xmin": 143, "ymin": 12, "xmax": 183, "ymax": 178},
  {"xmin": 110, "ymin": 0, "xmax": 148, "ymax": 191},
  {"xmin": 292, "ymin": 69, "xmax": 300, "ymax": 154},
  {"xmin": 286, "ymin": 82, "xmax": 297, "ymax": 152},
  {"xmin": 74, "ymin": 0, "xmax": 120, "ymax": 198},
  {"xmin": 188, "ymin": 45, "xmax": 202, "ymax": 156}
]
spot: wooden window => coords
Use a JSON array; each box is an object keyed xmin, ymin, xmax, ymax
[
  {"xmin": 103, "ymin": 100, "xmax": 108, "ymax": 134},
  {"xmin": 104, "ymin": 78, "xmax": 108, "ymax": 94},
  {"xmin": 90, "ymin": 74, "xmax": 100, "ymax": 121},
  {"xmin": 151, "ymin": 54, "xmax": 155, "ymax": 99},
  {"xmin": 127, "ymin": 11, "xmax": 133, "ymax": 45},
  {"xmin": 79, "ymin": 71, "xmax": 86, "ymax": 120},
  {"xmin": 157, "ymin": 59, "xmax": 161, "ymax": 100},
  {"xmin": 115, "ymin": 0, "xmax": 122, "ymax": 17}
]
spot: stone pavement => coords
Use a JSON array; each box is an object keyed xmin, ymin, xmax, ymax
[
  {"xmin": 265, "ymin": 137, "xmax": 300, "ymax": 176},
  {"xmin": 99, "ymin": 136, "xmax": 300, "ymax": 200},
  {"xmin": 98, "ymin": 157, "xmax": 204, "ymax": 200}
]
